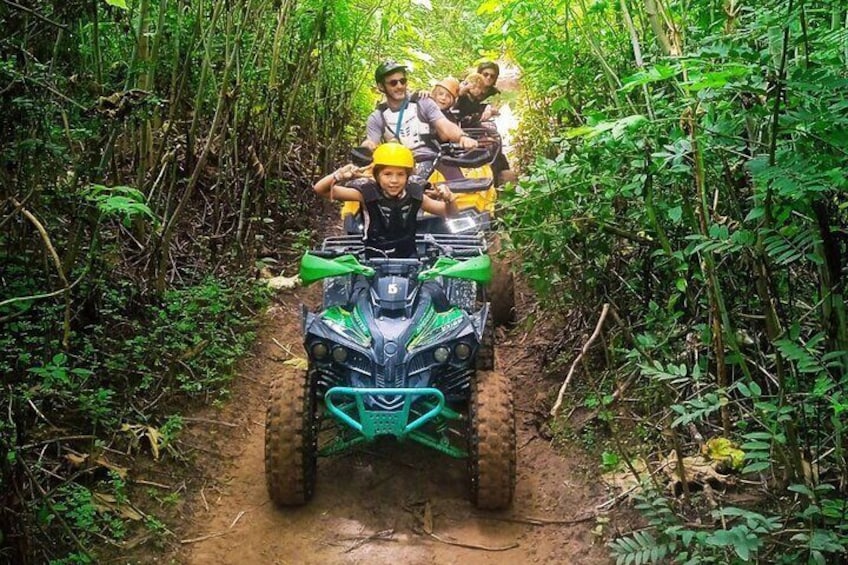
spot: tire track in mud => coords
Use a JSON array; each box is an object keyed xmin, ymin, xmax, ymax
[{"xmin": 170, "ymin": 283, "xmax": 613, "ymax": 565}]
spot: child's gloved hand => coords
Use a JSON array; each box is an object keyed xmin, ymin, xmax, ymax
[
  {"xmin": 332, "ymin": 164, "xmax": 365, "ymax": 183},
  {"xmin": 426, "ymin": 184, "xmax": 456, "ymax": 203}
]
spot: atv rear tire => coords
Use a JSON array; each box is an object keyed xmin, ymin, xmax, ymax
[
  {"xmin": 490, "ymin": 258, "xmax": 516, "ymax": 326},
  {"xmin": 469, "ymin": 370, "xmax": 515, "ymax": 509},
  {"xmin": 476, "ymin": 310, "xmax": 495, "ymax": 371},
  {"xmin": 265, "ymin": 368, "xmax": 318, "ymax": 506}
]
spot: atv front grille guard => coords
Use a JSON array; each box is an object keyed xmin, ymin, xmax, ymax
[{"xmin": 320, "ymin": 386, "xmax": 467, "ymax": 459}]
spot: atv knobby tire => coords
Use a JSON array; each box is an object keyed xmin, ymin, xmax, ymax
[
  {"xmin": 489, "ymin": 257, "xmax": 516, "ymax": 326},
  {"xmin": 265, "ymin": 368, "xmax": 317, "ymax": 506},
  {"xmin": 469, "ymin": 370, "xmax": 515, "ymax": 509},
  {"xmin": 476, "ymin": 310, "xmax": 495, "ymax": 371}
]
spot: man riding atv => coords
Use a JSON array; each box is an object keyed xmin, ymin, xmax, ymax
[{"xmin": 362, "ymin": 60, "xmax": 477, "ymax": 175}]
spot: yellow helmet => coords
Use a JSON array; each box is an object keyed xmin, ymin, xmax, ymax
[{"xmin": 372, "ymin": 142, "xmax": 414, "ymax": 169}]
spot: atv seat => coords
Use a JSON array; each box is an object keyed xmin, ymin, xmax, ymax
[
  {"xmin": 440, "ymin": 147, "xmax": 495, "ymax": 168},
  {"xmin": 439, "ymin": 177, "xmax": 494, "ymax": 193}
]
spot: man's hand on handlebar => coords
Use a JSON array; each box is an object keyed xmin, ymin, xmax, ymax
[
  {"xmin": 458, "ymin": 134, "xmax": 478, "ymax": 150},
  {"xmin": 481, "ymin": 105, "xmax": 500, "ymax": 121}
]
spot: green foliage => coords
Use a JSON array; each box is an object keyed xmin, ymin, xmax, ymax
[
  {"xmin": 489, "ymin": 0, "xmax": 848, "ymax": 562},
  {"xmin": 601, "ymin": 450, "xmax": 621, "ymax": 472},
  {"xmin": 1, "ymin": 0, "xmax": 489, "ymax": 560},
  {"xmin": 82, "ymin": 184, "xmax": 156, "ymax": 226},
  {"xmin": 610, "ymin": 489, "xmax": 791, "ymax": 564}
]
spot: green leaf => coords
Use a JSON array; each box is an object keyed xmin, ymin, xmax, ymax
[
  {"xmin": 787, "ymin": 484, "xmax": 814, "ymax": 497},
  {"xmin": 742, "ymin": 461, "xmax": 771, "ymax": 473},
  {"xmin": 104, "ymin": 0, "xmax": 128, "ymax": 9},
  {"xmin": 667, "ymin": 206, "xmax": 682, "ymax": 223}
]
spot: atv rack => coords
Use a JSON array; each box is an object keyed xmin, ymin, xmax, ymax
[{"xmin": 320, "ymin": 233, "xmax": 488, "ymax": 258}]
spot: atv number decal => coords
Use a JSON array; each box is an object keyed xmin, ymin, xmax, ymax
[{"xmin": 388, "ymin": 283, "xmax": 399, "ymax": 295}]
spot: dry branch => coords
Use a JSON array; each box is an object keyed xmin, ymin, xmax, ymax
[
  {"xmin": 11, "ymin": 198, "xmax": 72, "ymax": 348},
  {"xmin": 427, "ymin": 532, "xmax": 519, "ymax": 552},
  {"xmin": 550, "ymin": 303, "xmax": 610, "ymax": 416},
  {"xmin": 476, "ymin": 513, "xmax": 597, "ymax": 526},
  {"xmin": 182, "ymin": 417, "xmax": 238, "ymax": 428},
  {"xmin": 1, "ymin": 0, "xmax": 68, "ymax": 29},
  {"xmin": 180, "ymin": 530, "xmax": 232, "ymax": 544},
  {"xmin": 342, "ymin": 528, "xmax": 396, "ymax": 553}
]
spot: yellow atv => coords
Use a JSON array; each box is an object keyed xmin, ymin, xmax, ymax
[{"xmin": 341, "ymin": 130, "xmax": 515, "ymax": 325}]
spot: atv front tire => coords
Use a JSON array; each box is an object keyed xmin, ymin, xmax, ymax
[
  {"xmin": 265, "ymin": 368, "xmax": 318, "ymax": 506},
  {"xmin": 476, "ymin": 310, "xmax": 495, "ymax": 371},
  {"xmin": 469, "ymin": 370, "xmax": 515, "ymax": 509},
  {"xmin": 490, "ymin": 258, "xmax": 516, "ymax": 326}
]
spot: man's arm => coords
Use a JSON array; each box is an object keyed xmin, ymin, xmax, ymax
[
  {"xmin": 362, "ymin": 110, "xmax": 382, "ymax": 149},
  {"xmin": 421, "ymin": 97, "xmax": 477, "ymax": 149},
  {"xmin": 433, "ymin": 118, "xmax": 477, "ymax": 149}
]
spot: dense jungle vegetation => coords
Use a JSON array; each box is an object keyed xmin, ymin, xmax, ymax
[{"xmin": 1, "ymin": 0, "xmax": 846, "ymax": 563}]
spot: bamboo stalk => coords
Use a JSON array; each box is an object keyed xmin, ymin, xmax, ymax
[
  {"xmin": 155, "ymin": 3, "xmax": 238, "ymax": 290},
  {"xmin": 643, "ymin": 0, "xmax": 673, "ymax": 56}
]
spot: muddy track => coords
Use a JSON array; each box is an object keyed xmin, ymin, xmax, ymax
[{"xmin": 165, "ymin": 283, "xmax": 613, "ymax": 564}]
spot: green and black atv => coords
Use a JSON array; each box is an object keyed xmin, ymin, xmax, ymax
[{"xmin": 264, "ymin": 234, "xmax": 516, "ymax": 509}]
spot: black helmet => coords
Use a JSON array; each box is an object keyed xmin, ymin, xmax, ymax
[
  {"xmin": 477, "ymin": 61, "xmax": 500, "ymax": 76},
  {"xmin": 375, "ymin": 60, "xmax": 407, "ymax": 83}
]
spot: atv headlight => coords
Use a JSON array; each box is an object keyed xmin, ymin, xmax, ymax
[
  {"xmin": 433, "ymin": 346, "xmax": 450, "ymax": 363},
  {"xmin": 332, "ymin": 346, "xmax": 348, "ymax": 363},
  {"xmin": 454, "ymin": 342, "xmax": 472, "ymax": 360},
  {"xmin": 446, "ymin": 216, "xmax": 477, "ymax": 234},
  {"xmin": 311, "ymin": 341, "xmax": 329, "ymax": 360}
]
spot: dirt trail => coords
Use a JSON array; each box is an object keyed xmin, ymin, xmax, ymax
[{"xmin": 170, "ymin": 284, "xmax": 613, "ymax": 564}]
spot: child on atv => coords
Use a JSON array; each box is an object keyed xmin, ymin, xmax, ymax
[
  {"xmin": 430, "ymin": 77, "xmax": 461, "ymax": 124},
  {"xmin": 313, "ymin": 143, "xmax": 458, "ymax": 258}
]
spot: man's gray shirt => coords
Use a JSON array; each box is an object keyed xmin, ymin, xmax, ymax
[{"xmin": 365, "ymin": 96, "xmax": 446, "ymax": 161}]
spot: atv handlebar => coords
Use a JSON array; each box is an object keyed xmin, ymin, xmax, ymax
[
  {"xmin": 316, "ymin": 234, "xmax": 487, "ymax": 263},
  {"xmin": 349, "ymin": 129, "xmax": 501, "ymax": 170}
]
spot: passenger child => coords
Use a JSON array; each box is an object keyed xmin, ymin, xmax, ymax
[
  {"xmin": 430, "ymin": 77, "xmax": 461, "ymax": 123},
  {"xmin": 313, "ymin": 143, "xmax": 457, "ymax": 258}
]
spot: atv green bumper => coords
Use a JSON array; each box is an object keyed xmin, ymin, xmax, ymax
[{"xmin": 321, "ymin": 387, "xmax": 467, "ymax": 458}]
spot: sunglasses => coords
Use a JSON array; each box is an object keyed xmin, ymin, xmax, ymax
[
  {"xmin": 482, "ymin": 72, "xmax": 497, "ymax": 79},
  {"xmin": 385, "ymin": 77, "xmax": 407, "ymax": 86}
]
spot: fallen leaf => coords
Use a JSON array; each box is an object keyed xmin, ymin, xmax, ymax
[
  {"xmin": 258, "ymin": 267, "xmax": 275, "ymax": 280},
  {"xmin": 283, "ymin": 357, "xmax": 308, "ymax": 370},
  {"xmin": 702, "ymin": 437, "xmax": 744, "ymax": 471},
  {"xmin": 267, "ymin": 275, "xmax": 300, "ymax": 290},
  {"xmin": 602, "ymin": 457, "xmax": 650, "ymax": 495},
  {"xmin": 145, "ymin": 426, "xmax": 162, "ymax": 460},
  {"xmin": 65, "ymin": 453, "xmax": 89, "ymax": 467},
  {"xmin": 94, "ymin": 456, "xmax": 128, "ymax": 479},
  {"xmin": 92, "ymin": 492, "xmax": 144, "ymax": 521},
  {"xmin": 423, "ymin": 501, "xmax": 433, "ymax": 534}
]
